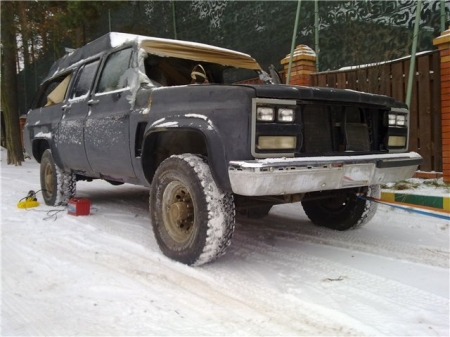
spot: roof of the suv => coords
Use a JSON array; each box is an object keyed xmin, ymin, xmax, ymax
[{"xmin": 46, "ymin": 32, "xmax": 261, "ymax": 81}]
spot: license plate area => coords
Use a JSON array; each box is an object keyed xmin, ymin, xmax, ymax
[{"xmin": 342, "ymin": 164, "xmax": 374, "ymax": 186}]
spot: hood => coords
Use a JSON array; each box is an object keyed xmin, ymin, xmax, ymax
[{"xmin": 236, "ymin": 84, "xmax": 405, "ymax": 109}]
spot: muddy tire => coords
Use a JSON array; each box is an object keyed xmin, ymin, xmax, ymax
[
  {"xmin": 149, "ymin": 154, "xmax": 235, "ymax": 266},
  {"xmin": 40, "ymin": 149, "xmax": 76, "ymax": 206},
  {"xmin": 301, "ymin": 185, "xmax": 380, "ymax": 231}
]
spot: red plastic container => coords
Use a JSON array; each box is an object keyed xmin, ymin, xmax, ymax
[{"xmin": 67, "ymin": 198, "xmax": 90, "ymax": 216}]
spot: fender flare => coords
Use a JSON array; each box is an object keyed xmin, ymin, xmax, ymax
[
  {"xmin": 32, "ymin": 135, "xmax": 64, "ymax": 169},
  {"xmin": 141, "ymin": 116, "xmax": 232, "ymax": 192}
]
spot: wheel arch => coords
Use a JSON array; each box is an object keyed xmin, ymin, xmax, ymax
[
  {"xmin": 141, "ymin": 120, "xmax": 231, "ymax": 191},
  {"xmin": 32, "ymin": 139, "xmax": 50, "ymax": 163},
  {"xmin": 32, "ymin": 138, "xmax": 65, "ymax": 168}
]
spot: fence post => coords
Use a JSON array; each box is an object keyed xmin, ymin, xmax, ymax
[
  {"xmin": 280, "ymin": 45, "xmax": 316, "ymax": 86},
  {"xmin": 433, "ymin": 27, "xmax": 450, "ymax": 183}
]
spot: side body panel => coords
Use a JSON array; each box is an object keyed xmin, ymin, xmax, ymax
[
  {"xmin": 131, "ymin": 85, "xmax": 257, "ymax": 191},
  {"xmin": 84, "ymin": 89, "xmax": 136, "ymax": 180}
]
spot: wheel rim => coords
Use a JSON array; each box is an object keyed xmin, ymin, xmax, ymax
[
  {"xmin": 161, "ymin": 181, "xmax": 195, "ymax": 243},
  {"xmin": 44, "ymin": 163, "xmax": 54, "ymax": 197}
]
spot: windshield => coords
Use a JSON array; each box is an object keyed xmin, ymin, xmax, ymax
[
  {"xmin": 144, "ymin": 54, "xmax": 260, "ymax": 86},
  {"xmin": 140, "ymin": 39, "xmax": 261, "ymax": 71}
]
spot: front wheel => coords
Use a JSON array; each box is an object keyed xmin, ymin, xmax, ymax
[
  {"xmin": 301, "ymin": 185, "xmax": 380, "ymax": 231},
  {"xmin": 149, "ymin": 154, "xmax": 235, "ymax": 266},
  {"xmin": 40, "ymin": 149, "xmax": 76, "ymax": 206}
]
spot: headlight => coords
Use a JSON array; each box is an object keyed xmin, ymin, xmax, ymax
[
  {"xmin": 396, "ymin": 115, "xmax": 406, "ymax": 126},
  {"xmin": 257, "ymin": 107, "xmax": 275, "ymax": 122},
  {"xmin": 278, "ymin": 108, "xmax": 295, "ymax": 122},
  {"xmin": 257, "ymin": 136, "xmax": 297, "ymax": 149},
  {"xmin": 388, "ymin": 114, "xmax": 396, "ymax": 125},
  {"xmin": 388, "ymin": 113, "xmax": 407, "ymax": 126},
  {"xmin": 388, "ymin": 136, "xmax": 406, "ymax": 147}
]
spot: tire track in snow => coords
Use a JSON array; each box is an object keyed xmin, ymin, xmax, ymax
[
  {"xmin": 227, "ymin": 228, "xmax": 449, "ymax": 336},
  {"xmin": 232, "ymin": 228, "xmax": 448, "ymax": 308},
  {"xmin": 35, "ymin": 230, "xmax": 324, "ymax": 335},
  {"xmin": 1, "ymin": 240, "xmax": 81, "ymax": 337},
  {"xmin": 238, "ymin": 211, "xmax": 449, "ymax": 268}
]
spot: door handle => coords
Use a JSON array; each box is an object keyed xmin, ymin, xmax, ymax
[
  {"xmin": 88, "ymin": 99, "xmax": 99, "ymax": 106},
  {"xmin": 62, "ymin": 104, "xmax": 71, "ymax": 111}
]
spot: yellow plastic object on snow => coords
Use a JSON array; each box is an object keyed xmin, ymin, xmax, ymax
[
  {"xmin": 17, "ymin": 198, "xmax": 40, "ymax": 209},
  {"xmin": 17, "ymin": 191, "xmax": 40, "ymax": 209}
]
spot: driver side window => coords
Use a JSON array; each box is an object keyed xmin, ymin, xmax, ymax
[{"xmin": 96, "ymin": 48, "xmax": 132, "ymax": 93}]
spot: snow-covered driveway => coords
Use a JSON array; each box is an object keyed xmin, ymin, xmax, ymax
[{"xmin": 2, "ymin": 149, "xmax": 449, "ymax": 336}]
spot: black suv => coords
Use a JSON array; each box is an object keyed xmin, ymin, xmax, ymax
[{"xmin": 24, "ymin": 32, "xmax": 422, "ymax": 265}]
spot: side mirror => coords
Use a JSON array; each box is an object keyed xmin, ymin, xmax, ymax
[{"xmin": 268, "ymin": 65, "xmax": 282, "ymax": 84}]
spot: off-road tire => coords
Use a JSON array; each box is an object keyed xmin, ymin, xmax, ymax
[
  {"xmin": 149, "ymin": 154, "xmax": 235, "ymax": 266},
  {"xmin": 301, "ymin": 185, "xmax": 380, "ymax": 231},
  {"xmin": 40, "ymin": 149, "xmax": 76, "ymax": 206}
]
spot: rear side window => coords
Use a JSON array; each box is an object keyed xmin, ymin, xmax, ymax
[
  {"xmin": 96, "ymin": 48, "xmax": 133, "ymax": 93},
  {"xmin": 71, "ymin": 61, "xmax": 100, "ymax": 98},
  {"xmin": 33, "ymin": 73, "xmax": 72, "ymax": 108}
]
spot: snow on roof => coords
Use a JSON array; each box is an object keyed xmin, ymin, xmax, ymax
[{"xmin": 45, "ymin": 32, "xmax": 260, "ymax": 81}]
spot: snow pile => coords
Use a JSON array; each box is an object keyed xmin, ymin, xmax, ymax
[
  {"xmin": 1, "ymin": 147, "xmax": 449, "ymax": 336},
  {"xmin": 383, "ymin": 177, "xmax": 450, "ymax": 197}
]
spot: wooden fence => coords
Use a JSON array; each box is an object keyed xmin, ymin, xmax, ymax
[{"xmin": 310, "ymin": 50, "xmax": 442, "ymax": 172}]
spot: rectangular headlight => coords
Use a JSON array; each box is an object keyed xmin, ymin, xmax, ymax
[
  {"xmin": 257, "ymin": 136, "xmax": 297, "ymax": 150},
  {"xmin": 257, "ymin": 107, "xmax": 275, "ymax": 122},
  {"xmin": 388, "ymin": 114, "xmax": 396, "ymax": 125},
  {"xmin": 388, "ymin": 136, "xmax": 406, "ymax": 147},
  {"xmin": 396, "ymin": 115, "xmax": 406, "ymax": 126},
  {"xmin": 278, "ymin": 108, "xmax": 295, "ymax": 122}
]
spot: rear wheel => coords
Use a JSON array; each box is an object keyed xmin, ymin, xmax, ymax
[
  {"xmin": 40, "ymin": 149, "xmax": 76, "ymax": 206},
  {"xmin": 150, "ymin": 154, "xmax": 235, "ymax": 266},
  {"xmin": 301, "ymin": 185, "xmax": 380, "ymax": 231}
]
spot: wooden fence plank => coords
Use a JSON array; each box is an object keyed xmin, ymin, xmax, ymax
[
  {"xmin": 317, "ymin": 73, "xmax": 327, "ymax": 87},
  {"xmin": 356, "ymin": 68, "xmax": 367, "ymax": 92},
  {"xmin": 417, "ymin": 55, "xmax": 432, "ymax": 171},
  {"xmin": 431, "ymin": 52, "xmax": 443, "ymax": 172},
  {"xmin": 337, "ymin": 72, "xmax": 346, "ymax": 89},
  {"xmin": 391, "ymin": 61, "xmax": 405, "ymax": 102},
  {"xmin": 379, "ymin": 63, "xmax": 391, "ymax": 96},
  {"xmin": 346, "ymin": 71, "xmax": 357, "ymax": 90},
  {"xmin": 327, "ymin": 73, "xmax": 337, "ymax": 87}
]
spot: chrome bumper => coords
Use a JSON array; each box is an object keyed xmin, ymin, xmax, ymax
[{"xmin": 228, "ymin": 152, "xmax": 422, "ymax": 196}]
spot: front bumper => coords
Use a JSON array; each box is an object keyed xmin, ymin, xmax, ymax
[{"xmin": 228, "ymin": 152, "xmax": 422, "ymax": 196}]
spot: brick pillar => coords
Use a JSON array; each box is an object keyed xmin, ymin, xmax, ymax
[
  {"xmin": 433, "ymin": 27, "xmax": 450, "ymax": 183},
  {"xmin": 280, "ymin": 45, "xmax": 316, "ymax": 86}
]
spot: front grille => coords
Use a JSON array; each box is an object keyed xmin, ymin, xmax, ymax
[
  {"xmin": 303, "ymin": 106, "xmax": 333, "ymax": 153},
  {"xmin": 345, "ymin": 123, "xmax": 370, "ymax": 151},
  {"xmin": 252, "ymin": 98, "xmax": 389, "ymax": 159},
  {"xmin": 301, "ymin": 104, "xmax": 378, "ymax": 155}
]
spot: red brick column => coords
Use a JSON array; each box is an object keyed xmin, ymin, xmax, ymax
[
  {"xmin": 280, "ymin": 45, "xmax": 316, "ymax": 86},
  {"xmin": 433, "ymin": 27, "xmax": 450, "ymax": 183}
]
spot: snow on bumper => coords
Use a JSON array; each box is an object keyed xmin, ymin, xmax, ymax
[{"xmin": 228, "ymin": 152, "xmax": 422, "ymax": 196}]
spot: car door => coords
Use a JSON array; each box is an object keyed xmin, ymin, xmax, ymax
[
  {"xmin": 57, "ymin": 60, "xmax": 100, "ymax": 173},
  {"xmin": 84, "ymin": 47, "xmax": 136, "ymax": 179}
]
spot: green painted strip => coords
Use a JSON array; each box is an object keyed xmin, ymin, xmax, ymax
[{"xmin": 394, "ymin": 193, "xmax": 444, "ymax": 209}]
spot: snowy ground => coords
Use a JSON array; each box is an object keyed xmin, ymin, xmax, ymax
[{"xmin": 1, "ymin": 147, "xmax": 449, "ymax": 336}]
